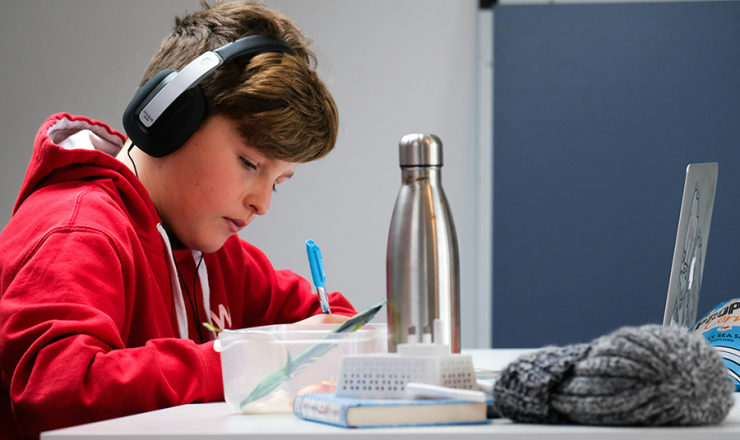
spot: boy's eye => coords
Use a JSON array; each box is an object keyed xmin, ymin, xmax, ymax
[{"xmin": 240, "ymin": 157, "xmax": 256, "ymax": 170}]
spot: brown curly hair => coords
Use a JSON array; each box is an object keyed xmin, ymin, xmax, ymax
[{"xmin": 139, "ymin": 0, "xmax": 338, "ymax": 163}]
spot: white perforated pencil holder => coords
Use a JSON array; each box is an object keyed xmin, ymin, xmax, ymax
[{"xmin": 335, "ymin": 341, "xmax": 477, "ymax": 399}]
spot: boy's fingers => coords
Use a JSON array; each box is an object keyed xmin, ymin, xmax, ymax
[{"xmin": 296, "ymin": 314, "xmax": 350, "ymax": 325}]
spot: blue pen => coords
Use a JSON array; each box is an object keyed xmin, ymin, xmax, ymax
[{"xmin": 306, "ymin": 240, "xmax": 332, "ymax": 314}]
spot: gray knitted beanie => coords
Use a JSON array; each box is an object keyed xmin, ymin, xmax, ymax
[{"xmin": 492, "ymin": 324, "xmax": 735, "ymax": 426}]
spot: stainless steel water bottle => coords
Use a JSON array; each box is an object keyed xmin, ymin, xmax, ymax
[{"xmin": 386, "ymin": 134, "xmax": 461, "ymax": 353}]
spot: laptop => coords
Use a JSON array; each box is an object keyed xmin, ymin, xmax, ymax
[{"xmin": 663, "ymin": 162, "xmax": 719, "ymax": 329}]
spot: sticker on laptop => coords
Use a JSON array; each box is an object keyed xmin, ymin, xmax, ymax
[{"xmin": 693, "ymin": 298, "xmax": 740, "ymax": 390}]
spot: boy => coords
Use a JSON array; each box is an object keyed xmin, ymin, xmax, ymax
[{"xmin": 0, "ymin": 1, "xmax": 355, "ymax": 438}]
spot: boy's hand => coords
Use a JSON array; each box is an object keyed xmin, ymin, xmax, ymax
[{"xmin": 297, "ymin": 314, "xmax": 350, "ymax": 325}]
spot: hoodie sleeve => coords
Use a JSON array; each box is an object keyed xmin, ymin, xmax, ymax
[{"xmin": 0, "ymin": 229, "xmax": 222, "ymax": 438}]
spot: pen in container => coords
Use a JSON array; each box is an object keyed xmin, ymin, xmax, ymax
[{"xmin": 306, "ymin": 239, "xmax": 332, "ymax": 314}]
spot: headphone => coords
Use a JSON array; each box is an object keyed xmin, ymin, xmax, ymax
[{"xmin": 123, "ymin": 34, "xmax": 297, "ymax": 158}]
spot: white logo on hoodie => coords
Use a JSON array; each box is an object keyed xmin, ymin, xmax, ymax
[{"xmin": 210, "ymin": 304, "xmax": 232, "ymax": 330}]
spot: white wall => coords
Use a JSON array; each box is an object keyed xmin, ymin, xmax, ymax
[{"xmin": 0, "ymin": 0, "xmax": 489, "ymax": 347}]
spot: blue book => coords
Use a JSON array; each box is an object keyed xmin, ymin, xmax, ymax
[{"xmin": 293, "ymin": 393, "xmax": 492, "ymax": 428}]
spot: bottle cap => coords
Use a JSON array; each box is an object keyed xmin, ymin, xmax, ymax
[{"xmin": 399, "ymin": 134, "xmax": 443, "ymax": 166}]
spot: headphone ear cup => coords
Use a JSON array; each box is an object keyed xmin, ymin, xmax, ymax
[
  {"xmin": 123, "ymin": 69, "xmax": 206, "ymax": 158},
  {"xmin": 144, "ymin": 86, "xmax": 205, "ymax": 157}
]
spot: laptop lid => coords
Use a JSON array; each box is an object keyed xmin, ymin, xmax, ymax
[{"xmin": 663, "ymin": 162, "xmax": 718, "ymax": 329}]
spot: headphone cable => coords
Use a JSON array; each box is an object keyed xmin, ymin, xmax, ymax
[
  {"xmin": 174, "ymin": 255, "xmax": 206, "ymax": 344},
  {"xmin": 127, "ymin": 143, "xmax": 139, "ymax": 178}
]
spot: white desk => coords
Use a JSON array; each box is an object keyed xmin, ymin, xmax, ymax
[{"xmin": 42, "ymin": 349, "xmax": 740, "ymax": 439}]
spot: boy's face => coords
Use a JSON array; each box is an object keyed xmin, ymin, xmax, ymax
[{"xmin": 149, "ymin": 115, "xmax": 296, "ymax": 253}]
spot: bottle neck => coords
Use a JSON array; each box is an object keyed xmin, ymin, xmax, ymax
[{"xmin": 400, "ymin": 166, "xmax": 442, "ymax": 185}]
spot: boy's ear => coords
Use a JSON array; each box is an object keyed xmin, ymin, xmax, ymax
[{"xmin": 123, "ymin": 69, "xmax": 205, "ymax": 158}]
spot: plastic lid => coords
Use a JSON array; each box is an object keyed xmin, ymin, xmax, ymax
[{"xmin": 398, "ymin": 134, "xmax": 443, "ymax": 166}]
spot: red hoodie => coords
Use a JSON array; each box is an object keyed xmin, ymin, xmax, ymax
[{"xmin": 0, "ymin": 113, "xmax": 356, "ymax": 439}]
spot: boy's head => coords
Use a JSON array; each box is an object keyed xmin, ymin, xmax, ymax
[
  {"xmin": 138, "ymin": 0, "xmax": 338, "ymax": 163},
  {"xmin": 124, "ymin": 1, "xmax": 338, "ymax": 252}
]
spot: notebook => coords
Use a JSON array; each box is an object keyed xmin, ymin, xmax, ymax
[
  {"xmin": 662, "ymin": 162, "xmax": 718, "ymax": 329},
  {"xmin": 293, "ymin": 392, "xmax": 491, "ymax": 428}
]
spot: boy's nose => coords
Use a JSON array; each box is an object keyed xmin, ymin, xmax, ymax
[{"xmin": 245, "ymin": 183, "xmax": 271, "ymax": 216}]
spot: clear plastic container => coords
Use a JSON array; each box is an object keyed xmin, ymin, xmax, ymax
[{"xmin": 214, "ymin": 323, "xmax": 387, "ymax": 414}]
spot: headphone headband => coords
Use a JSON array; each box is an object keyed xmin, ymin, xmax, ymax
[
  {"xmin": 214, "ymin": 35, "xmax": 297, "ymax": 63},
  {"xmin": 123, "ymin": 34, "xmax": 296, "ymax": 157}
]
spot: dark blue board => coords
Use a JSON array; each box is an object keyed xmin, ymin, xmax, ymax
[{"xmin": 493, "ymin": 1, "xmax": 740, "ymax": 348}]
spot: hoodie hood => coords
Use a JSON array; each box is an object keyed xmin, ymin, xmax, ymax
[
  {"xmin": 14, "ymin": 113, "xmax": 162, "ymax": 235},
  {"xmin": 15, "ymin": 113, "xmax": 128, "ymax": 212}
]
